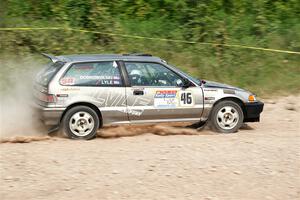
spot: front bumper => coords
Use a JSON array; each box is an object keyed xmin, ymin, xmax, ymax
[
  {"xmin": 243, "ymin": 101, "xmax": 264, "ymax": 122},
  {"xmin": 32, "ymin": 104, "xmax": 65, "ymax": 126}
]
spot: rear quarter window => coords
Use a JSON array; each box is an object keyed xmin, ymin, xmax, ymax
[
  {"xmin": 60, "ymin": 61, "xmax": 123, "ymax": 86},
  {"xmin": 36, "ymin": 61, "xmax": 65, "ymax": 86}
]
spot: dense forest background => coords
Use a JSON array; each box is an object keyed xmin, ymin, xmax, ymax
[{"xmin": 0, "ymin": 0, "xmax": 299, "ymax": 95}]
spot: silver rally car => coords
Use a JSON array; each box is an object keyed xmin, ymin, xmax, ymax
[{"xmin": 33, "ymin": 53, "xmax": 264, "ymax": 139}]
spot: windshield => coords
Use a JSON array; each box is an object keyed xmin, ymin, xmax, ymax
[
  {"xmin": 36, "ymin": 61, "xmax": 65, "ymax": 86},
  {"xmin": 168, "ymin": 64, "xmax": 201, "ymax": 85}
]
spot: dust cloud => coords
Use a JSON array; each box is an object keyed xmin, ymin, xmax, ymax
[{"xmin": 0, "ymin": 58, "xmax": 48, "ymax": 140}]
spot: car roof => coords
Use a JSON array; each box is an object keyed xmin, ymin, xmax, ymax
[{"xmin": 55, "ymin": 54, "xmax": 163, "ymax": 63}]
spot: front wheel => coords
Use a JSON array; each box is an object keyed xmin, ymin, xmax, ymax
[
  {"xmin": 61, "ymin": 106, "xmax": 99, "ymax": 140},
  {"xmin": 209, "ymin": 100, "xmax": 244, "ymax": 133}
]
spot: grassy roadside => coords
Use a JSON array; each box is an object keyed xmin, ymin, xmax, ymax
[{"xmin": 0, "ymin": 46, "xmax": 299, "ymax": 97}]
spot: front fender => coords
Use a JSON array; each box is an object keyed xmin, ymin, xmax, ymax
[{"xmin": 200, "ymin": 88, "xmax": 247, "ymax": 121}]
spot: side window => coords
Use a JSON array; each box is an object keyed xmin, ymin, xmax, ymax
[
  {"xmin": 60, "ymin": 61, "xmax": 122, "ymax": 86},
  {"xmin": 124, "ymin": 62, "xmax": 183, "ymax": 87}
]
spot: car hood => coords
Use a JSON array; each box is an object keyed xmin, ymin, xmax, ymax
[{"xmin": 203, "ymin": 80, "xmax": 245, "ymax": 92}]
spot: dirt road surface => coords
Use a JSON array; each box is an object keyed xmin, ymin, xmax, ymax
[{"xmin": 0, "ymin": 96, "xmax": 299, "ymax": 200}]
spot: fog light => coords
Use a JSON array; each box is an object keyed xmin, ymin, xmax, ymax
[{"xmin": 248, "ymin": 95, "xmax": 256, "ymax": 102}]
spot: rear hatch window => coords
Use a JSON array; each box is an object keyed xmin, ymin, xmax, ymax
[{"xmin": 36, "ymin": 61, "xmax": 65, "ymax": 86}]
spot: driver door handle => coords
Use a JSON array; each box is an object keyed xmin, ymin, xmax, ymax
[{"xmin": 133, "ymin": 90, "xmax": 144, "ymax": 95}]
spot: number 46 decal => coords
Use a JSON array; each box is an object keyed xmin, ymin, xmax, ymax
[{"xmin": 180, "ymin": 91, "xmax": 194, "ymax": 106}]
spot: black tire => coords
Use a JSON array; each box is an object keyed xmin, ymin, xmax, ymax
[
  {"xmin": 209, "ymin": 100, "xmax": 244, "ymax": 133},
  {"xmin": 61, "ymin": 106, "xmax": 100, "ymax": 140}
]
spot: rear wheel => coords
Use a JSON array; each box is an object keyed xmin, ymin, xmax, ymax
[
  {"xmin": 62, "ymin": 106, "xmax": 99, "ymax": 140},
  {"xmin": 209, "ymin": 100, "xmax": 244, "ymax": 133}
]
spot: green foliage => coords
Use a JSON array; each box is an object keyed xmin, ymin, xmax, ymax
[{"xmin": 0, "ymin": 0, "xmax": 299, "ymax": 96}]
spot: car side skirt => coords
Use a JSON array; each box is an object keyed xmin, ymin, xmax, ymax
[{"xmin": 107, "ymin": 118, "xmax": 201, "ymax": 125}]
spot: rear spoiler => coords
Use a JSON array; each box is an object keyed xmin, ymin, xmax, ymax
[{"xmin": 41, "ymin": 53, "xmax": 59, "ymax": 63}]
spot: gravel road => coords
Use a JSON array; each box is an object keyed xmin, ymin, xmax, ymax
[{"xmin": 0, "ymin": 96, "xmax": 299, "ymax": 200}]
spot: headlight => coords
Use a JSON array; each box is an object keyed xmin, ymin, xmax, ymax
[{"xmin": 248, "ymin": 94, "xmax": 256, "ymax": 102}]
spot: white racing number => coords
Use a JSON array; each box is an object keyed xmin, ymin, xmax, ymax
[{"xmin": 179, "ymin": 91, "xmax": 194, "ymax": 106}]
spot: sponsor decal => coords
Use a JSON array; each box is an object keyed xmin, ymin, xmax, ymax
[
  {"xmin": 61, "ymin": 88, "xmax": 80, "ymax": 91},
  {"xmin": 154, "ymin": 90, "xmax": 178, "ymax": 108},
  {"xmin": 120, "ymin": 108, "xmax": 144, "ymax": 116},
  {"xmin": 60, "ymin": 77, "xmax": 75, "ymax": 85},
  {"xmin": 91, "ymin": 90, "xmax": 150, "ymax": 116},
  {"xmin": 79, "ymin": 75, "xmax": 120, "ymax": 80},
  {"xmin": 204, "ymin": 97, "xmax": 215, "ymax": 100},
  {"xmin": 204, "ymin": 89, "xmax": 217, "ymax": 92},
  {"xmin": 154, "ymin": 90, "xmax": 177, "ymax": 98},
  {"xmin": 73, "ymin": 65, "xmax": 94, "ymax": 70},
  {"xmin": 78, "ymin": 75, "xmax": 121, "ymax": 85},
  {"xmin": 223, "ymin": 89, "xmax": 235, "ymax": 94}
]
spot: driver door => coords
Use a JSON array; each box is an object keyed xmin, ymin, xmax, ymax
[{"xmin": 123, "ymin": 61, "xmax": 203, "ymax": 122}]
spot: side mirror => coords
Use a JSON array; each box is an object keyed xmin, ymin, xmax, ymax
[{"xmin": 176, "ymin": 79, "xmax": 190, "ymax": 88}]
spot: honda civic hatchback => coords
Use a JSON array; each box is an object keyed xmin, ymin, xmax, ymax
[{"xmin": 33, "ymin": 53, "xmax": 264, "ymax": 139}]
